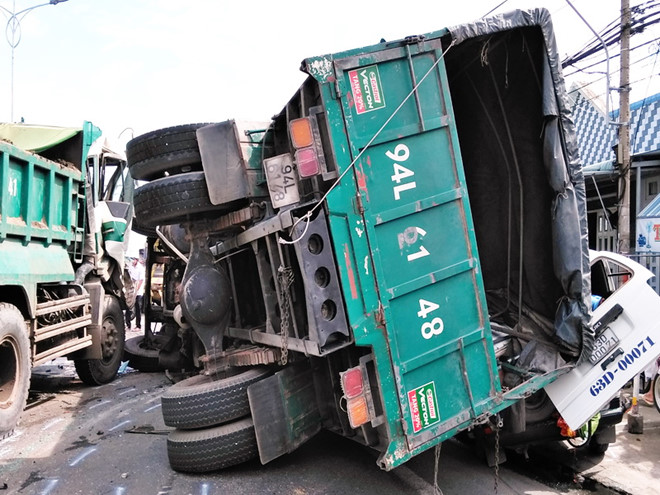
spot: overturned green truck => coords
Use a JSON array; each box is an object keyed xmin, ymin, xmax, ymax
[
  {"xmin": 128, "ymin": 9, "xmax": 660, "ymax": 472},
  {"xmin": 0, "ymin": 122, "xmax": 134, "ymax": 439}
]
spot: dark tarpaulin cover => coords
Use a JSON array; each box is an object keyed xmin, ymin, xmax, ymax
[{"xmin": 447, "ymin": 8, "xmax": 593, "ymax": 362}]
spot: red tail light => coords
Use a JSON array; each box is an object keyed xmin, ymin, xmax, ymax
[{"xmin": 341, "ymin": 366, "xmax": 372, "ymax": 428}]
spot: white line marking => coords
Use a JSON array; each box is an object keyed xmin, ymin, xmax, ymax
[
  {"xmin": 109, "ymin": 420, "xmax": 132, "ymax": 432},
  {"xmin": 40, "ymin": 478, "xmax": 59, "ymax": 495},
  {"xmin": 41, "ymin": 417, "xmax": 65, "ymax": 431},
  {"xmin": 69, "ymin": 447, "xmax": 97, "ymax": 466},
  {"xmin": 144, "ymin": 403, "xmax": 162, "ymax": 413},
  {"xmin": 89, "ymin": 399, "xmax": 112, "ymax": 410}
]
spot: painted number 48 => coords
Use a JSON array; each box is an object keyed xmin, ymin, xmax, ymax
[{"xmin": 418, "ymin": 298, "xmax": 444, "ymax": 340}]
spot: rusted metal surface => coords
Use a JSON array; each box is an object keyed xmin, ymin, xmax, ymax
[{"xmin": 199, "ymin": 345, "xmax": 282, "ymax": 373}]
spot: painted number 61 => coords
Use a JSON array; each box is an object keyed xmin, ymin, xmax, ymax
[{"xmin": 418, "ymin": 298, "xmax": 444, "ymax": 340}]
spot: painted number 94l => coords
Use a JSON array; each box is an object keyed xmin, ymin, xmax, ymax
[{"xmin": 387, "ymin": 143, "xmax": 416, "ymax": 200}]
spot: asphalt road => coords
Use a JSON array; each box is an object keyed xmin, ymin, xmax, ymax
[{"xmin": 0, "ymin": 360, "xmax": 623, "ymax": 495}]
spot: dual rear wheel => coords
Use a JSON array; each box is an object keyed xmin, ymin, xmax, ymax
[
  {"xmin": 161, "ymin": 366, "xmax": 272, "ymax": 472},
  {"xmin": 130, "ymin": 124, "xmax": 268, "ymax": 472}
]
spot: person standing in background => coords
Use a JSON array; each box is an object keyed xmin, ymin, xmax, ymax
[{"xmin": 128, "ymin": 249, "xmax": 146, "ymax": 331}]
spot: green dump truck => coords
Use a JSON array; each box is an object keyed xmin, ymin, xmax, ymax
[
  {"xmin": 0, "ymin": 122, "xmax": 134, "ymax": 439},
  {"xmin": 129, "ymin": 9, "xmax": 660, "ymax": 472}
]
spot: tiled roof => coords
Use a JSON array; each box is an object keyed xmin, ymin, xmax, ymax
[
  {"xmin": 639, "ymin": 192, "xmax": 660, "ymax": 217},
  {"xmin": 570, "ymin": 89, "xmax": 660, "ymax": 167}
]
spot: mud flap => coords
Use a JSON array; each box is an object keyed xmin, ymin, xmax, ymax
[
  {"xmin": 248, "ymin": 362, "xmax": 322, "ymax": 464},
  {"xmin": 197, "ymin": 121, "xmax": 245, "ymax": 205}
]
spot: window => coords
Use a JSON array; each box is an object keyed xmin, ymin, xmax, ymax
[
  {"xmin": 591, "ymin": 257, "xmax": 632, "ymax": 300},
  {"xmin": 649, "ymin": 181, "xmax": 658, "ymax": 197}
]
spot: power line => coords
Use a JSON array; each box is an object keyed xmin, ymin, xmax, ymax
[
  {"xmin": 562, "ymin": 10, "xmax": 660, "ymax": 68},
  {"xmin": 564, "ymin": 38, "xmax": 660, "ymax": 78},
  {"xmin": 481, "ymin": 0, "xmax": 509, "ymax": 19},
  {"xmin": 567, "ymin": 47, "xmax": 660, "ymax": 113},
  {"xmin": 569, "ymin": 71, "xmax": 660, "ymax": 109}
]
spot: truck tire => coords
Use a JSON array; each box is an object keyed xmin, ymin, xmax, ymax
[
  {"xmin": 124, "ymin": 335, "xmax": 163, "ymax": 372},
  {"xmin": 75, "ymin": 295, "xmax": 126, "ymax": 385},
  {"xmin": 0, "ymin": 303, "xmax": 31, "ymax": 439},
  {"xmin": 161, "ymin": 367, "xmax": 271, "ymax": 430},
  {"xmin": 525, "ymin": 390, "xmax": 555, "ymax": 424},
  {"xmin": 588, "ymin": 439, "xmax": 610, "ymax": 455},
  {"xmin": 133, "ymin": 172, "xmax": 232, "ymax": 227},
  {"xmin": 131, "ymin": 215, "xmax": 157, "ymax": 238},
  {"xmin": 167, "ymin": 417, "xmax": 258, "ymax": 473},
  {"xmin": 127, "ymin": 123, "xmax": 210, "ymax": 181},
  {"xmin": 654, "ymin": 374, "xmax": 660, "ymax": 415}
]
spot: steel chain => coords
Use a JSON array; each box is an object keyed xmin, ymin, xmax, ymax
[
  {"xmin": 277, "ymin": 265, "xmax": 294, "ymax": 365},
  {"xmin": 494, "ymin": 414, "xmax": 502, "ymax": 494}
]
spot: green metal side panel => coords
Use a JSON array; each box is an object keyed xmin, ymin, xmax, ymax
[
  {"xmin": 0, "ymin": 139, "xmax": 85, "ymax": 245},
  {"xmin": 0, "ymin": 122, "xmax": 98, "ymax": 248},
  {"xmin": 310, "ymin": 38, "xmax": 501, "ymax": 465},
  {"xmin": 0, "ymin": 239, "xmax": 75, "ymax": 284}
]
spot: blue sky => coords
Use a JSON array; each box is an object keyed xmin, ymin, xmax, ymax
[{"xmin": 0, "ymin": 0, "xmax": 656, "ymax": 150}]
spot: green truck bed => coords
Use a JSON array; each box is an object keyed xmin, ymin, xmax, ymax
[{"xmin": 0, "ymin": 123, "xmax": 100, "ymax": 289}]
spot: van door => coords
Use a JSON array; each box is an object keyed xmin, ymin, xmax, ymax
[{"xmin": 545, "ymin": 250, "xmax": 660, "ymax": 429}]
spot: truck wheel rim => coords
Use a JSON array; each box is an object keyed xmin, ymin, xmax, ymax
[
  {"xmin": 0, "ymin": 335, "xmax": 19, "ymax": 407},
  {"xmin": 100, "ymin": 317, "xmax": 118, "ymax": 361}
]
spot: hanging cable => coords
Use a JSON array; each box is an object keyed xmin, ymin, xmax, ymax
[{"xmin": 279, "ymin": 39, "xmax": 457, "ymax": 245}]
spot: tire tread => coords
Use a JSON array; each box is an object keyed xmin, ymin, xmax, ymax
[
  {"xmin": 161, "ymin": 367, "xmax": 270, "ymax": 429},
  {"xmin": 0, "ymin": 303, "xmax": 30, "ymax": 438},
  {"xmin": 127, "ymin": 123, "xmax": 210, "ymax": 180},
  {"xmin": 133, "ymin": 172, "xmax": 226, "ymax": 227},
  {"xmin": 167, "ymin": 417, "xmax": 258, "ymax": 472},
  {"xmin": 74, "ymin": 295, "xmax": 125, "ymax": 385}
]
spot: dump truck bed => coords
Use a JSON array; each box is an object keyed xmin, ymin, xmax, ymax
[
  {"xmin": 0, "ymin": 123, "xmax": 100, "ymax": 287},
  {"xmin": 292, "ymin": 9, "xmax": 591, "ymax": 467}
]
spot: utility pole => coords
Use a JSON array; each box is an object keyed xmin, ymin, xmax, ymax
[{"xmin": 618, "ymin": 0, "xmax": 632, "ymax": 254}]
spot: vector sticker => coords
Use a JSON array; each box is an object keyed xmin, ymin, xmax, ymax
[
  {"xmin": 408, "ymin": 381, "xmax": 440, "ymax": 433},
  {"xmin": 349, "ymin": 65, "xmax": 386, "ymax": 114}
]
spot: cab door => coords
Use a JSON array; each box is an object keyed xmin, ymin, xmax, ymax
[{"xmin": 545, "ymin": 250, "xmax": 660, "ymax": 429}]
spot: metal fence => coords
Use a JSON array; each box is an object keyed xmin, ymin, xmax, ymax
[{"xmin": 628, "ymin": 253, "xmax": 660, "ymax": 295}]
